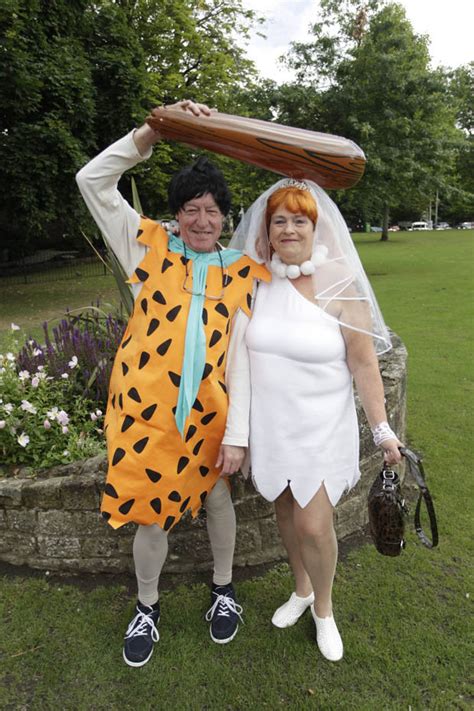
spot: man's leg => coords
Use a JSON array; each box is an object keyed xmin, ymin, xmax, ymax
[
  {"xmin": 204, "ymin": 479, "xmax": 243, "ymax": 643},
  {"xmin": 123, "ymin": 524, "xmax": 168, "ymax": 667}
]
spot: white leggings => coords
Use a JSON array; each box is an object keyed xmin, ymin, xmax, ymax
[{"xmin": 133, "ymin": 478, "xmax": 236, "ymax": 606}]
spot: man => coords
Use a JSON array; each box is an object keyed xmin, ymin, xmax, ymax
[{"xmin": 76, "ymin": 100, "xmax": 269, "ymax": 667}]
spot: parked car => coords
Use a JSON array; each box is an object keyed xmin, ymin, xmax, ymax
[
  {"xmin": 370, "ymin": 226, "xmax": 383, "ymax": 232},
  {"xmin": 435, "ymin": 222, "xmax": 450, "ymax": 230},
  {"xmin": 458, "ymin": 222, "xmax": 474, "ymax": 229},
  {"xmin": 388, "ymin": 225, "xmax": 400, "ymax": 231},
  {"xmin": 409, "ymin": 221, "xmax": 431, "ymax": 231}
]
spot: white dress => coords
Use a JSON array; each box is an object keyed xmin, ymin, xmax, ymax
[{"xmin": 245, "ymin": 277, "xmax": 360, "ymax": 508}]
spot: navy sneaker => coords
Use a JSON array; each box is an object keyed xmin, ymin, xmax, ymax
[
  {"xmin": 123, "ymin": 600, "xmax": 160, "ymax": 667},
  {"xmin": 205, "ymin": 583, "xmax": 243, "ymax": 644}
]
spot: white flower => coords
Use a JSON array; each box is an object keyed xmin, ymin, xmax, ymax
[
  {"xmin": 95, "ymin": 409, "xmax": 103, "ymax": 417},
  {"xmin": 11, "ymin": 323, "xmax": 20, "ymax": 331},
  {"xmin": 4, "ymin": 403, "xmax": 13, "ymax": 413},
  {"xmin": 68, "ymin": 356, "xmax": 78, "ymax": 369},
  {"xmin": 18, "ymin": 370, "xmax": 30, "ymax": 381},
  {"xmin": 90, "ymin": 412, "xmax": 98, "ymax": 421},
  {"xmin": 35, "ymin": 370, "xmax": 47, "ymax": 381},
  {"xmin": 33, "ymin": 348, "xmax": 42, "ymax": 357},
  {"xmin": 61, "ymin": 425, "xmax": 69, "ymax": 434},
  {"xmin": 47, "ymin": 406, "xmax": 59, "ymax": 420},
  {"xmin": 31, "ymin": 376, "xmax": 40, "ymax": 388},
  {"xmin": 61, "ymin": 373, "xmax": 69, "ymax": 379},
  {"xmin": 37, "ymin": 365, "xmax": 44, "ymax": 372},
  {"xmin": 6, "ymin": 352, "xmax": 15, "ymax": 362},
  {"xmin": 17, "ymin": 432, "xmax": 30, "ymax": 447},
  {"xmin": 62, "ymin": 450, "xmax": 70, "ymax": 457},
  {"xmin": 28, "ymin": 339, "xmax": 35, "ymax": 345},
  {"xmin": 57, "ymin": 410, "xmax": 69, "ymax": 426},
  {"xmin": 43, "ymin": 419, "xmax": 51, "ymax": 429},
  {"xmin": 21, "ymin": 400, "xmax": 37, "ymax": 414},
  {"xmin": 0, "ymin": 420, "xmax": 5, "ymax": 429}
]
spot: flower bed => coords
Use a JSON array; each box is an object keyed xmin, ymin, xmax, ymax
[{"xmin": 0, "ymin": 334, "xmax": 407, "ymax": 576}]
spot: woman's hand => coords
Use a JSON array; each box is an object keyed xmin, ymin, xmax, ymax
[
  {"xmin": 380, "ymin": 437, "xmax": 404, "ymax": 467},
  {"xmin": 216, "ymin": 444, "xmax": 246, "ymax": 476}
]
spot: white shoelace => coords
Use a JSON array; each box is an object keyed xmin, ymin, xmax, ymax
[
  {"xmin": 124, "ymin": 609, "xmax": 159, "ymax": 642},
  {"xmin": 205, "ymin": 594, "xmax": 244, "ymax": 623}
]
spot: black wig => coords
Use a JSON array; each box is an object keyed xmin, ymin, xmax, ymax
[{"xmin": 168, "ymin": 156, "xmax": 231, "ymax": 216}]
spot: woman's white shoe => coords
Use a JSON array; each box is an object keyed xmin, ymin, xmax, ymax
[
  {"xmin": 311, "ymin": 605, "xmax": 343, "ymax": 661},
  {"xmin": 271, "ymin": 592, "xmax": 315, "ymax": 628}
]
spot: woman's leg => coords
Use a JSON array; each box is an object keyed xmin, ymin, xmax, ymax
[
  {"xmin": 133, "ymin": 523, "xmax": 169, "ymax": 606},
  {"xmin": 204, "ymin": 478, "xmax": 236, "ymax": 585},
  {"xmin": 274, "ymin": 487, "xmax": 313, "ymax": 597},
  {"xmin": 292, "ymin": 484, "xmax": 337, "ymax": 618}
]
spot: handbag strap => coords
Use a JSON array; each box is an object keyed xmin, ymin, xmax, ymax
[{"xmin": 399, "ymin": 447, "xmax": 439, "ymax": 548}]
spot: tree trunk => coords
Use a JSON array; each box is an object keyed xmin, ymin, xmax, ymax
[{"xmin": 380, "ymin": 203, "xmax": 390, "ymax": 241}]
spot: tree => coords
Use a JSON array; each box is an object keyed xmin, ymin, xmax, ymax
[{"xmin": 283, "ymin": 1, "xmax": 461, "ymax": 239}]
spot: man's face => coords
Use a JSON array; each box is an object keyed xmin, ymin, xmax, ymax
[{"xmin": 177, "ymin": 193, "xmax": 224, "ymax": 252}]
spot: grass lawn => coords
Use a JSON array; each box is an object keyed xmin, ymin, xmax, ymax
[{"xmin": 1, "ymin": 230, "xmax": 473, "ymax": 710}]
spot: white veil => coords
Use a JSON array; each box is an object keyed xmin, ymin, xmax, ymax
[{"xmin": 229, "ymin": 179, "xmax": 391, "ymax": 355}]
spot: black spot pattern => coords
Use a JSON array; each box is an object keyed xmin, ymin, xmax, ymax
[
  {"xmin": 136, "ymin": 228, "xmax": 143, "ymax": 239},
  {"xmin": 141, "ymin": 404, "xmax": 157, "ymax": 421},
  {"xmin": 163, "ymin": 515, "xmax": 175, "ymax": 531},
  {"xmin": 192, "ymin": 398, "xmax": 204, "ymax": 412},
  {"xmin": 146, "ymin": 468, "xmax": 162, "ymax": 483},
  {"xmin": 238, "ymin": 265, "xmax": 250, "ymax": 278},
  {"xmin": 121, "ymin": 335, "xmax": 132, "ymax": 349},
  {"xmin": 200, "ymin": 491, "xmax": 208, "ymax": 505},
  {"xmin": 121, "ymin": 362, "xmax": 129, "ymax": 376},
  {"xmin": 104, "ymin": 483, "xmax": 119, "ymax": 498},
  {"xmin": 119, "ymin": 499, "xmax": 135, "ymax": 515},
  {"xmin": 111, "ymin": 394, "xmax": 116, "ymax": 409},
  {"xmin": 202, "ymin": 308, "xmax": 208, "ymax": 325},
  {"xmin": 223, "ymin": 275, "xmax": 233, "ymax": 287},
  {"xmin": 112, "ymin": 447, "xmax": 126, "ymax": 466},
  {"xmin": 218, "ymin": 381, "xmax": 227, "ymax": 394},
  {"xmin": 177, "ymin": 456, "xmax": 189, "ymax": 474},
  {"xmin": 217, "ymin": 352, "xmax": 225, "ymax": 368},
  {"xmin": 193, "ymin": 438, "xmax": 204, "ymax": 456},
  {"xmin": 246, "ymin": 292, "xmax": 252, "ymax": 310},
  {"xmin": 141, "ymin": 298, "xmax": 148, "ymax": 315},
  {"xmin": 201, "ymin": 412, "xmax": 217, "ymax": 425},
  {"xmin": 161, "ymin": 258, "xmax": 173, "ymax": 273},
  {"xmin": 185, "ymin": 424, "xmax": 197, "ymax": 442},
  {"xmin": 202, "ymin": 363, "xmax": 213, "ymax": 379},
  {"xmin": 121, "ymin": 415, "xmax": 135, "ymax": 432},
  {"xmin": 225, "ymin": 320, "xmax": 231, "ymax": 334},
  {"xmin": 209, "ymin": 330, "xmax": 222, "ymax": 348},
  {"xmin": 135, "ymin": 268, "xmax": 149, "ymax": 282},
  {"xmin": 133, "ymin": 437, "xmax": 149, "ymax": 454},
  {"xmin": 128, "ymin": 387, "xmax": 141, "ymax": 403},
  {"xmin": 179, "ymin": 496, "xmax": 191, "ymax": 513},
  {"xmin": 102, "ymin": 511, "xmax": 111, "ymax": 522},
  {"xmin": 139, "ymin": 352, "xmax": 150, "ymax": 369},
  {"xmin": 172, "ymin": 406, "xmax": 177, "ymax": 415},
  {"xmin": 156, "ymin": 338, "xmax": 172, "ymax": 356},
  {"xmin": 118, "ymin": 393, "xmax": 123, "ymax": 410},
  {"xmin": 166, "ymin": 305, "xmax": 182, "ymax": 322},
  {"xmin": 215, "ymin": 303, "xmax": 229, "ymax": 318},
  {"xmin": 152, "ymin": 290, "xmax": 166, "ymax": 305},
  {"xmin": 180, "ymin": 256, "xmax": 189, "ymax": 265},
  {"xmin": 147, "ymin": 319, "xmax": 160, "ymax": 336},
  {"xmin": 199, "ymin": 466, "xmax": 209, "ymax": 477},
  {"xmin": 150, "ymin": 497, "xmax": 162, "ymax": 513},
  {"xmin": 168, "ymin": 490, "xmax": 181, "ymax": 502},
  {"xmin": 168, "ymin": 371, "xmax": 181, "ymax": 387}
]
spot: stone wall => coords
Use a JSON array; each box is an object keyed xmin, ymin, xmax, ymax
[{"xmin": 0, "ymin": 334, "xmax": 407, "ymax": 576}]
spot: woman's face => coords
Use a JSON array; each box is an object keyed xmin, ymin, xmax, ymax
[{"xmin": 268, "ymin": 207, "xmax": 314, "ymax": 265}]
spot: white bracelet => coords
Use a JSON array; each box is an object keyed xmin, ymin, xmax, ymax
[{"xmin": 372, "ymin": 421, "xmax": 397, "ymax": 447}]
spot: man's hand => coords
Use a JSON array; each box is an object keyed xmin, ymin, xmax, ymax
[
  {"xmin": 216, "ymin": 444, "xmax": 246, "ymax": 477},
  {"xmin": 134, "ymin": 100, "xmax": 216, "ymax": 156}
]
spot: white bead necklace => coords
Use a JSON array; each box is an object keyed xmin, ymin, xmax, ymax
[{"xmin": 270, "ymin": 245, "xmax": 328, "ymax": 279}]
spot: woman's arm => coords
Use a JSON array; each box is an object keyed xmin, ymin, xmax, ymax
[{"xmin": 343, "ymin": 326, "xmax": 403, "ymax": 466}]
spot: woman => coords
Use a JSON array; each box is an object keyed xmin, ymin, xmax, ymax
[{"xmin": 226, "ymin": 179, "xmax": 402, "ymax": 662}]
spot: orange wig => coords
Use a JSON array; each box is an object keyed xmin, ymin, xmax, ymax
[{"xmin": 265, "ymin": 187, "xmax": 318, "ymax": 231}]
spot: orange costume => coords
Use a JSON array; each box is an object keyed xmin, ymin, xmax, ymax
[{"xmin": 101, "ymin": 217, "xmax": 270, "ymax": 531}]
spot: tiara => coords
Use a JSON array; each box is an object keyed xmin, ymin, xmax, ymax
[{"xmin": 280, "ymin": 178, "xmax": 310, "ymax": 191}]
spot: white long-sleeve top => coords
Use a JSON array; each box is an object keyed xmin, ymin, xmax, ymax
[{"xmin": 76, "ymin": 131, "xmax": 250, "ymax": 446}]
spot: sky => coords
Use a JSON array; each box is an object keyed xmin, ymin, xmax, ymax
[{"xmin": 241, "ymin": 0, "xmax": 473, "ymax": 83}]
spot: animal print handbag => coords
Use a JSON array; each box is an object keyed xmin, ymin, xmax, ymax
[{"xmin": 367, "ymin": 446, "xmax": 439, "ymax": 556}]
